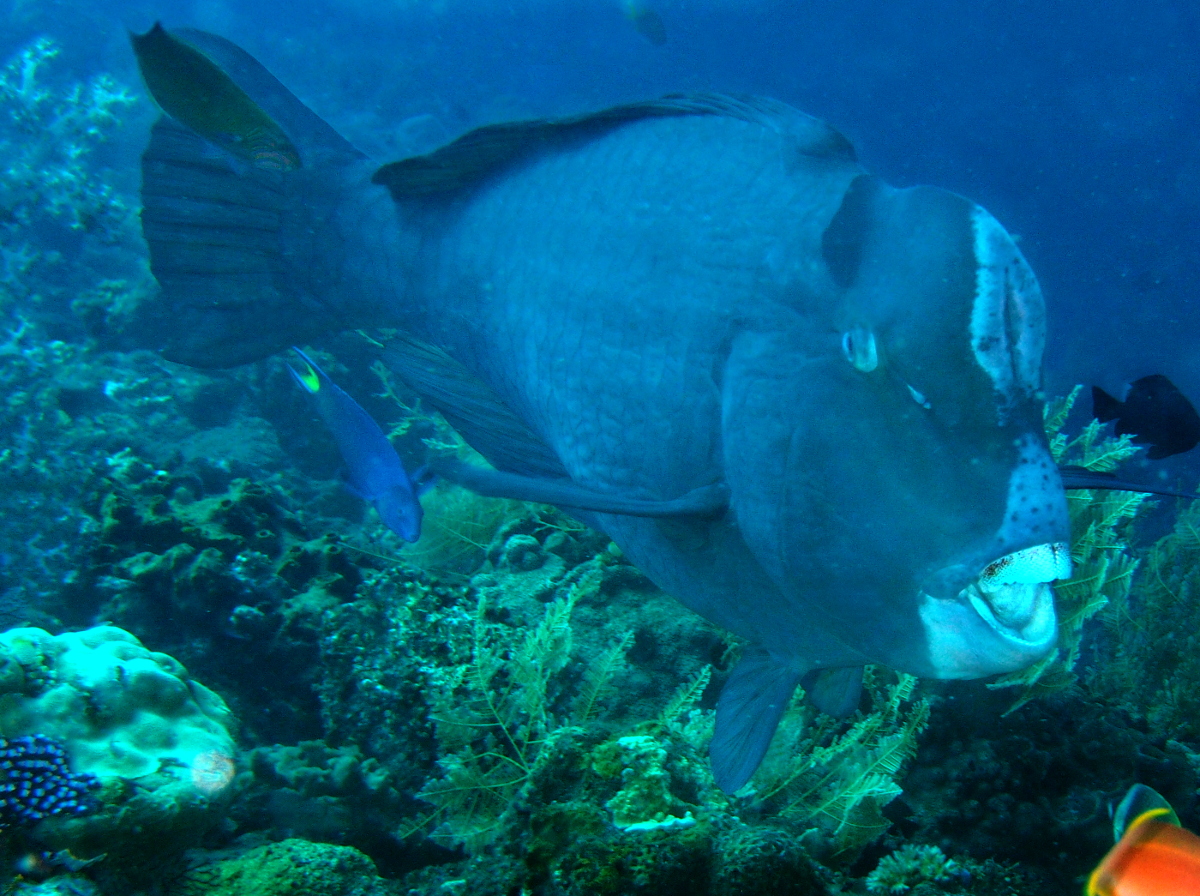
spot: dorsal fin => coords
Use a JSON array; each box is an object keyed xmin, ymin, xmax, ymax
[{"xmin": 372, "ymin": 93, "xmax": 855, "ymax": 200}]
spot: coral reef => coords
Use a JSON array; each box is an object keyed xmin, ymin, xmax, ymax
[
  {"xmin": 167, "ymin": 838, "xmax": 397, "ymax": 896},
  {"xmin": 866, "ymin": 844, "xmax": 960, "ymax": 894},
  {"xmin": 0, "ymin": 37, "xmax": 146, "ymax": 347},
  {"xmin": 1087, "ymin": 496, "xmax": 1200, "ymax": 741},
  {"xmin": 88, "ymin": 452, "xmax": 368, "ymax": 745},
  {"xmin": 0, "ymin": 626, "xmax": 235, "ymax": 785},
  {"xmin": 0, "ymin": 626, "xmax": 237, "ymax": 888}
]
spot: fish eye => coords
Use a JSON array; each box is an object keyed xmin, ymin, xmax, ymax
[{"xmin": 841, "ymin": 327, "xmax": 878, "ymax": 372}]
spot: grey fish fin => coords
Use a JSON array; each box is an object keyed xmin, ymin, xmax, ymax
[
  {"xmin": 133, "ymin": 26, "xmax": 366, "ymax": 367},
  {"xmin": 435, "ymin": 459, "xmax": 728, "ymax": 519},
  {"xmin": 381, "ymin": 335, "xmax": 568, "ymax": 479},
  {"xmin": 373, "ymin": 93, "xmax": 854, "ymax": 200},
  {"xmin": 171, "ymin": 27, "xmax": 365, "ymax": 166},
  {"xmin": 802, "ymin": 667, "xmax": 863, "ymax": 718},
  {"xmin": 1057, "ymin": 465, "xmax": 1198, "ymax": 500},
  {"xmin": 137, "ymin": 118, "xmax": 344, "ymax": 366},
  {"xmin": 710, "ymin": 647, "xmax": 805, "ymax": 793}
]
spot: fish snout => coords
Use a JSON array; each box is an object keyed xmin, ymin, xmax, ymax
[{"xmin": 920, "ymin": 542, "xmax": 1070, "ymax": 678}]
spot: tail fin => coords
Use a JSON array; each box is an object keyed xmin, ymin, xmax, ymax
[
  {"xmin": 1091, "ymin": 386, "xmax": 1122, "ymax": 423},
  {"xmin": 132, "ymin": 24, "xmax": 365, "ymax": 367}
]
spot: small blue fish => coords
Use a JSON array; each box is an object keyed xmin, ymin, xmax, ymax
[{"xmin": 287, "ymin": 348, "xmax": 428, "ymax": 542}]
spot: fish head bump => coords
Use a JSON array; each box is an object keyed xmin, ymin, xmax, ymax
[{"xmin": 722, "ymin": 175, "xmax": 1069, "ymax": 680}]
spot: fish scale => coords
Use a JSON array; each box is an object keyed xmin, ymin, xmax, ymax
[{"xmin": 426, "ymin": 117, "xmax": 835, "ymax": 500}]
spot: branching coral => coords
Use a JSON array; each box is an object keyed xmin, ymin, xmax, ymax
[
  {"xmin": 0, "ymin": 38, "xmax": 135, "ymax": 240},
  {"xmin": 866, "ymin": 843, "xmax": 960, "ymax": 894}
]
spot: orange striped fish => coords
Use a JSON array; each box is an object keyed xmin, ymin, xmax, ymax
[{"xmin": 1088, "ymin": 784, "xmax": 1200, "ymax": 896}]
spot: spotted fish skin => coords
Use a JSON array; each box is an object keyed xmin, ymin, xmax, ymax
[{"xmin": 133, "ymin": 27, "xmax": 1070, "ymax": 792}]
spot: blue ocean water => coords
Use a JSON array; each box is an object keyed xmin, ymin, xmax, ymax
[{"xmin": 1, "ymin": 1, "xmax": 1199, "ymax": 893}]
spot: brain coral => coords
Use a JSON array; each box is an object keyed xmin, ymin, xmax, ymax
[
  {"xmin": 0, "ymin": 626, "xmax": 237, "ymax": 876},
  {"xmin": 0, "ymin": 626, "xmax": 234, "ymax": 782}
]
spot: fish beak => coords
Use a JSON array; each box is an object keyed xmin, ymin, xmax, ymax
[
  {"xmin": 920, "ymin": 542, "xmax": 1070, "ymax": 678},
  {"xmin": 972, "ymin": 541, "xmax": 1071, "ymax": 632}
]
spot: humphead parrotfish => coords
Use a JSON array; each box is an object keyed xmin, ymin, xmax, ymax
[
  {"xmin": 287, "ymin": 348, "xmax": 428, "ymax": 543},
  {"xmin": 132, "ymin": 23, "xmax": 1073, "ymax": 792}
]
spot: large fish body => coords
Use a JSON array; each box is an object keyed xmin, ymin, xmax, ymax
[{"xmin": 133, "ymin": 26, "xmax": 1070, "ymax": 790}]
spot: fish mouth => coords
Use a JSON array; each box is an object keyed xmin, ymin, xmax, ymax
[
  {"xmin": 967, "ymin": 542, "xmax": 1071, "ymax": 643},
  {"xmin": 919, "ymin": 541, "xmax": 1071, "ymax": 678}
]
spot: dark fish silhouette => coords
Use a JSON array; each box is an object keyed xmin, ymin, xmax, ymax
[
  {"xmin": 622, "ymin": 0, "xmax": 668, "ymax": 45},
  {"xmin": 1093, "ymin": 375, "xmax": 1200, "ymax": 460},
  {"xmin": 132, "ymin": 26, "xmax": 1071, "ymax": 792}
]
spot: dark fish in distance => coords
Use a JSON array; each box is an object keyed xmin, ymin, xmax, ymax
[
  {"xmin": 1093, "ymin": 374, "xmax": 1200, "ymax": 460},
  {"xmin": 132, "ymin": 25, "xmax": 1071, "ymax": 792},
  {"xmin": 622, "ymin": 0, "xmax": 668, "ymax": 45}
]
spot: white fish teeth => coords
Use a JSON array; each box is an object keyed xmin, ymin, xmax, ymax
[{"xmin": 978, "ymin": 542, "xmax": 1071, "ymax": 593}]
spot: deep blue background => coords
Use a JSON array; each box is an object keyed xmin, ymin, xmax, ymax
[{"xmin": 6, "ymin": 0, "xmax": 1199, "ymax": 444}]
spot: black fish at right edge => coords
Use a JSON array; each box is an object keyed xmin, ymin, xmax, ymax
[
  {"xmin": 130, "ymin": 24, "xmax": 1072, "ymax": 792},
  {"xmin": 1093, "ymin": 374, "xmax": 1200, "ymax": 459}
]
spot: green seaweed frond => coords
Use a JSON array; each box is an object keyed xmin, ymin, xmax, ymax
[
  {"xmin": 1087, "ymin": 498, "xmax": 1200, "ymax": 738},
  {"xmin": 1044, "ymin": 385, "xmax": 1080, "ymax": 463},
  {"xmin": 655, "ymin": 664, "xmax": 712, "ymax": 732},
  {"xmin": 511, "ymin": 588, "xmax": 579, "ymax": 728},
  {"xmin": 753, "ymin": 669, "xmax": 929, "ymax": 862},
  {"xmin": 1045, "ymin": 385, "xmax": 1143, "ymax": 471},
  {"xmin": 574, "ymin": 630, "xmax": 634, "ymax": 724},
  {"xmin": 419, "ymin": 564, "xmax": 627, "ymax": 850}
]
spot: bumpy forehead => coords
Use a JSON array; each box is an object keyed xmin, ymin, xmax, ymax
[{"xmin": 968, "ymin": 205, "xmax": 1046, "ymax": 422}]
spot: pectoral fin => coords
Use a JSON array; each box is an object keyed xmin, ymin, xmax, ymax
[
  {"xmin": 802, "ymin": 666, "xmax": 863, "ymax": 718},
  {"xmin": 710, "ymin": 647, "xmax": 804, "ymax": 793}
]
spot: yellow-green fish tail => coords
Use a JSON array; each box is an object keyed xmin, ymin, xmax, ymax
[
  {"xmin": 290, "ymin": 355, "xmax": 322, "ymax": 394},
  {"xmin": 131, "ymin": 22, "xmax": 300, "ymax": 171}
]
